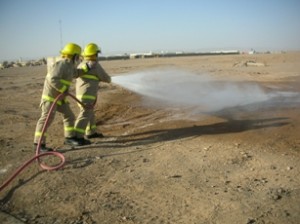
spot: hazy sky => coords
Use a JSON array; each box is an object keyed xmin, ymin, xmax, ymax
[{"xmin": 0, "ymin": 0, "xmax": 300, "ymax": 61}]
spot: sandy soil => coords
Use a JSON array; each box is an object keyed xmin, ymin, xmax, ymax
[{"xmin": 0, "ymin": 53, "xmax": 300, "ymax": 224}]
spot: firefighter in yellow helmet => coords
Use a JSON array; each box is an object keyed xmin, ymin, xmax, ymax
[
  {"xmin": 34, "ymin": 43, "xmax": 92, "ymax": 151},
  {"xmin": 74, "ymin": 43, "xmax": 111, "ymax": 140}
]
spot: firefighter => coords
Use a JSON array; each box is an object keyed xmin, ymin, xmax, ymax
[
  {"xmin": 74, "ymin": 43, "xmax": 111, "ymax": 141},
  {"xmin": 33, "ymin": 43, "xmax": 92, "ymax": 151}
]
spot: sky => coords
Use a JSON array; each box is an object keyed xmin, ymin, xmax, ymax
[{"xmin": 0, "ymin": 0, "xmax": 300, "ymax": 61}]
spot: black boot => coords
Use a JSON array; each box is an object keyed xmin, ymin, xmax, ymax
[
  {"xmin": 76, "ymin": 138, "xmax": 91, "ymax": 146},
  {"xmin": 86, "ymin": 132, "xmax": 104, "ymax": 139},
  {"xmin": 33, "ymin": 143, "xmax": 53, "ymax": 152},
  {"xmin": 64, "ymin": 137, "xmax": 91, "ymax": 146},
  {"xmin": 64, "ymin": 137, "xmax": 80, "ymax": 146}
]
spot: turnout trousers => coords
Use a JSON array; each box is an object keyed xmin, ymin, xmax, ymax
[
  {"xmin": 74, "ymin": 100, "xmax": 96, "ymax": 138},
  {"xmin": 34, "ymin": 101, "xmax": 75, "ymax": 144}
]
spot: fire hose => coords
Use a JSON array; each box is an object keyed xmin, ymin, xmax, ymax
[{"xmin": 0, "ymin": 92, "xmax": 85, "ymax": 192}]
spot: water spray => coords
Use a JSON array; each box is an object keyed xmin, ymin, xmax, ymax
[{"xmin": 112, "ymin": 68, "xmax": 300, "ymax": 113}]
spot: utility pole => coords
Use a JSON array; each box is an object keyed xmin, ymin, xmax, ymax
[{"xmin": 59, "ymin": 20, "xmax": 63, "ymax": 49}]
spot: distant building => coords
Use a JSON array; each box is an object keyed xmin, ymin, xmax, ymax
[{"xmin": 248, "ymin": 49, "xmax": 256, "ymax": 54}]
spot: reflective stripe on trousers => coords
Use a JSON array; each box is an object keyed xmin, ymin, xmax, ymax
[{"xmin": 34, "ymin": 101, "xmax": 75, "ymax": 144}]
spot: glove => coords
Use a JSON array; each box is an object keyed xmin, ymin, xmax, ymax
[
  {"xmin": 81, "ymin": 63, "xmax": 90, "ymax": 73},
  {"xmin": 82, "ymin": 61, "xmax": 96, "ymax": 73},
  {"xmin": 87, "ymin": 61, "xmax": 96, "ymax": 69}
]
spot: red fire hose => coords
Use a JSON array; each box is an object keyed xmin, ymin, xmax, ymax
[{"xmin": 0, "ymin": 92, "xmax": 85, "ymax": 192}]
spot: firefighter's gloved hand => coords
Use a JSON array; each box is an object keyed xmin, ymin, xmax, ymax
[
  {"xmin": 82, "ymin": 63, "xmax": 91, "ymax": 73},
  {"xmin": 82, "ymin": 61, "xmax": 96, "ymax": 73},
  {"xmin": 87, "ymin": 61, "xmax": 96, "ymax": 69}
]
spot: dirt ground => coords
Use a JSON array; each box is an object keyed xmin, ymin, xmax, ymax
[{"xmin": 0, "ymin": 52, "xmax": 300, "ymax": 224}]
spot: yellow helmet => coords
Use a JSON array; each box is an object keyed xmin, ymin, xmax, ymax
[
  {"xmin": 82, "ymin": 43, "xmax": 101, "ymax": 57},
  {"xmin": 60, "ymin": 43, "xmax": 82, "ymax": 56}
]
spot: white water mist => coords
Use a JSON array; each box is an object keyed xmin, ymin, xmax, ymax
[{"xmin": 112, "ymin": 68, "xmax": 299, "ymax": 113}]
